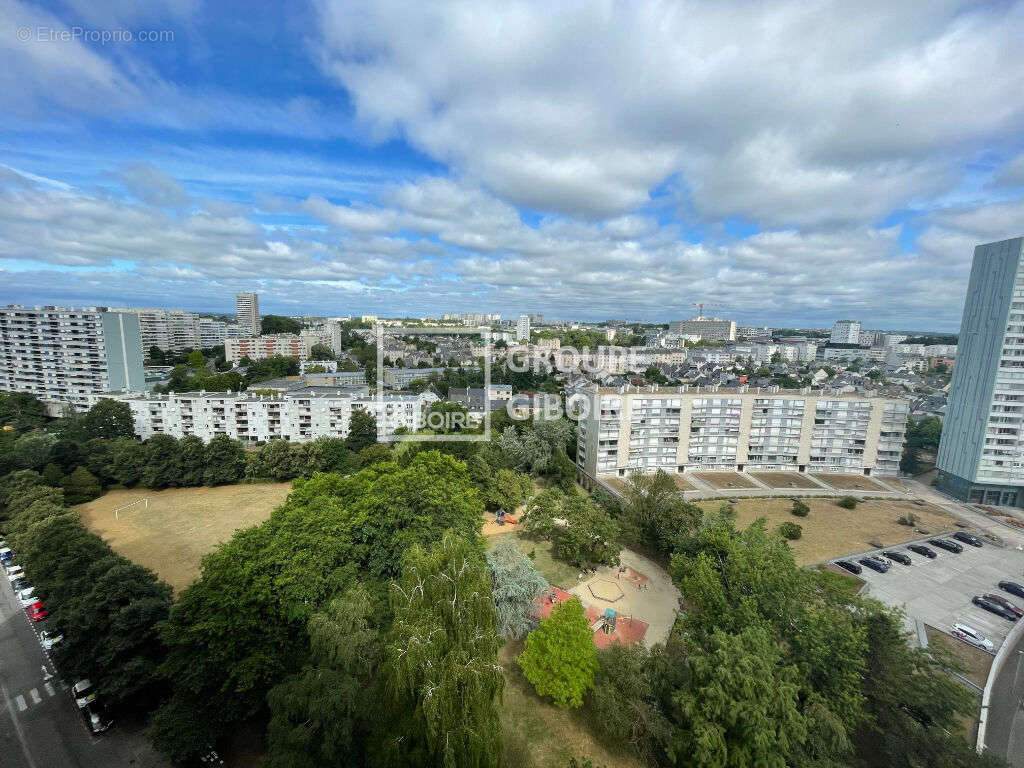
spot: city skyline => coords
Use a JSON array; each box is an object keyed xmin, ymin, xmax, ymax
[{"xmin": 3, "ymin": 1, "xmax": 1024, "ymax": 329}]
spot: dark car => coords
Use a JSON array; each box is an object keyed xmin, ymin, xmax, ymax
[
  {"xmin": 984, "ymin": 593, "xmax": 1024, "ymax": 618},
  {"xmin": 82, "ymin": 702, "xmax": 113, "ymax": 735},
  {"xmin": 859, "ymin": 557, "xmax": 890, "ymax": 573},
  {"xmin": 930, "ymin": 538, "xmax": 963, "ymax": 553},
  {"xmin": 907, "ymin": 544, "xmax": 937, "ymax": 559},
  {"xmin": 10, "ymin": 577, "xmax": 28, "ymax": 592},
  {"xmin": 999, "ymin": 581, "xmax": 1024, "ymax": 599},
  {"xmin": 835, "ymin": 560, "xmax": 862, "ymax": 575},
  {"xmin": 883, "ymin": 550, "xmax": 912, "ymax": 565},
  {"xmin": 953, "ymin": 532, "xmax": 983, "ymax": 547},
  {"xmin": 972, "ymin": 595, "xmax": 1019, "ymax": 621}
]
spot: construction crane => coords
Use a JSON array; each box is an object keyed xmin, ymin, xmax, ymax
[{"xmin": 691, "ymin": 302, "xmax": 725, "ymax": 318}]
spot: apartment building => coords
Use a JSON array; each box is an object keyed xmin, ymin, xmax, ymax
[
  {"xmin": 94, "ymin": 389, "xmax": 438, "ymax": 443},
  {"xmin": 938, "ymin": 236, "xmax": 1024, "ymax": 506},
  {"xmin": 830, "ymin": 320, "xmax": 862, "ymax": 345},
  {"xmin": 668, "ymin": 317, "xmax": 737, "ymax": 342},
  {"xmin": 199, "ymin": 318, "xmax": 227, "ymax": 348},
  {"xmin": 236, "ymin": 292, "xmax": 260, "ymax": 337},
  {"xmin": 225, "ymin": 334, "xmax": 303, "ymax": 363},
  {"xmin": 517, "ymin": 314, "xmax": 531, "ymax": 342},
  {"xmin": 0, "ymin": 305, "xmax": 145, "ymax": 409},
  {"xmin": 575, "ymin": 384, "xmax": 907, "ymax": 479},
  {"xmin": 126, "ymin": 308, "xmax": 206, "ymax": 353},
  {"xmin": 383, "ymin": 366, "xmax": 448, "ymax": 389}
]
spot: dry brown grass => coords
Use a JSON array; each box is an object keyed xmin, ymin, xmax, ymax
[
  {"xmin": 499, "ymin": 641, "xmax": 644, "ymax": 768},
  {"xmin": 695, "ymin": 471, "xmax": 756, "ymax": 489},
  {"xmin": 695, "ymin": 496, "xmax": 957, "ymax": 565},
  {"xmin": 603, "ymin": 474, "xmax": 694, "ymax": 492},
  {"xmin": 810, "ymin": 473, "xmax": 885, "ymax": 491},
  {"xmin": 76, "ymin": 483, "xmax": 292, "ymax": 592},
  {"xmin": 749, "ymin": 472, "xmax": 820, "ymax": 489},
  {"xmin": 925, "ymin": 626, "xmax": 993, "ymax": 689}
]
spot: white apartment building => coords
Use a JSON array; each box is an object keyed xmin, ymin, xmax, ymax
[
  {"xmin": 93, "ymin": 390, "xmax": 439, "ymax": 443},
  {"xmin": 517, "ymin": 314, "xmax": 531, "ymax": 342},
  {"xmin": 236, "ymin": 292, "xmax": 260, "ymax": 337},
  {"xmin": 226, "ymin": 334, "xmax": 303, "ymax": 363},
  {"xmin": 668, "ymin": 317, "xmax": 737, "ymax": 342},
  {"xmin": 576, "ymin": 384, "xmax": 907, "ymax": 479},
  {"xmin": 200, "ymin": 318, "xmax": 227, "ymax": 348},
  {"xmin": 126, "ymin": 308, "xmax": 204, "ymax": 353},
  {"xmin": 0, "ymin": 305, "xmax": 145, "ymax": 409},
  {"xmin": 830, "ymin": 320, "xmax": 862, "ymax": 345}
]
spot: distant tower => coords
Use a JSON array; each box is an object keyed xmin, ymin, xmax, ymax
[
  {"xmin": 517, "ymin": 314, "xmax": 531, "ymax": 342},
  {"xmin": 236, "ymin": 292, "xmax": 260, "ymax": 337}
]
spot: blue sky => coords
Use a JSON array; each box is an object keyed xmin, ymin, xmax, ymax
[{"xmin": 2, "ymin": 0, "xmax": 1024, "ymax": 330}]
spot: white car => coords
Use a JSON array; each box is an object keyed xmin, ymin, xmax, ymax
[
  {"xmin": 17, "ymin": 587, "xmax": 36, "ymax": 606},
  {"xmin": 6, "ymin": 566, "xmax": 25, "ymax": 583},
  {"xmin": 72, "ymin": 680, "xmax": 96, "ymax": 709},
  {"xmin": 952, "ymin": 623, "xmax": 994, "ymax": 652},
  {"xmin": 40, "ymin": 631, "xmax": 63, "ymax": 650}
]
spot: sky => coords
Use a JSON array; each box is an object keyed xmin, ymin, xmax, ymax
[{"xmin": 2, "ymin": 0, "xmax": 1024, "ymax": 330}]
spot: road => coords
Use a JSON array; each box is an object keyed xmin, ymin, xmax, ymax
[
  {"xmin": 984, "ymin": 626, "xmax": 1024, "ymax": 767},
  {"xmin": 0, "ymin": 570, "xmax": 169, "ymax": 768}
]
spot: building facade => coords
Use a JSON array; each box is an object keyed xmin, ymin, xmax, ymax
[
  {"xmin": 236, "ymin": 292, "xmax": 260, "ymax": 337},
  {"xmin": 94, "ymin": 390, "xmax": 438, "ymax": 443},
  {"xmin": 668, "ymin": 317, "xmax": 737, "ymax": 342},
  {"xmin": 0, "ymin": 306, "xmax": 145, "ymax": 409},
  {"xmin": 226, "ymin": 334, "xmax": 303, "ymax": 363},
  {"xmin": 830, "ymin": 320, "xmax": 862, "ymax": 345},
  {"xmin": 517, "ymin": 314, "xmax": 531, "ymax": 342},
  {"xmin": 937, "ymin": 236, "xmax": 1024, "ymax": 506},
  {"xmin": 199, "ymin": 318, "xmax": 227, "ymax": 348},
  {"xmin": 576, "ymin": 385, "xmax": 907, "ymax": 479}
]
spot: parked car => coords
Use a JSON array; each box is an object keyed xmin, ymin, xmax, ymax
[
  {"xmin": 883, "ymin": 550, "xmax": 912, "ymax": 565},
  {"xmin": 72, "ymin": 680, "xmax": 96, "ymax": 709},
  {"xmin": 10, "ymin": 577, "xmax": 28, "ymax": 592},
  {"xmin": 999, "ymin": 581, "xmax": 1024, "ymax": 599},
  {"xmin": 952, "ymin": 623, "xmax": 994, "ymax": 652},
  {"xmin": 82, "ymin": 702, "xmax": 112, "ymax": 734},
  {"xmin": 40, "ymin": 631, "xmax": 63, "ymax": 650},
  {"xmin": 17, "ymin": 587, "xmax": 36, "ymax": 606},
  {"xmin": 907, "ymin": 544, "xmax": 937, "ymax": 559},
  {"xmin": 859, "ymin": 556, "xmax": 890, "ymax": 573},
  {"xmin": 0, "ymin": 547, "xmax": 12, "ymax": 563},
  {"xmin": 835, "ymin": 560, "xmax": 863, "ymax": 575},
  {"xmin": 984, "ymin": 593, "xmax": 1024, "ymax": 618},
  {"xmin": 929, "ymin": 538, "xmax": 963, "ymax": 553},
  {"xmin": 972, "ymin": 595, "xmax": 1018, "ymax": 621},
  {"xmin": 953, "ymin": 532, "xmax": 983, "ymax": 547},
  {"xmin": 6, "ymin": 566, "xmax": 25, "ymax": 583},
  {"xmin": 27, "ymin": 601, "xmax": 48, "ymax": 622}
]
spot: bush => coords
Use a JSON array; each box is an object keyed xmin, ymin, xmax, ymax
[
  {"xmin": 61, "ymin": 467, "xmax": 101, "ymax": 504},
  {"xmin": 518, "ymin": 597, "xmax": 598, "ymax": 708},
  {"xmin": 777, "ymin": 521, "xmax": 802, "ymax": 540},
  {"xmin": 897, "ymin": 513, "xmax": 917, "ymax": 527},
  {"xmin": 791, "ymin": 500, "xmax": 809, "ymax": 517},
  {"xmin": 836, "ymin": 496, "xmax": 857, "ymax": 509}
]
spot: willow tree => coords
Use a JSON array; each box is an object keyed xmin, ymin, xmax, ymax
[{"xmin": 384, "ymin": 533, "xmax": 504, "ymax": 768}]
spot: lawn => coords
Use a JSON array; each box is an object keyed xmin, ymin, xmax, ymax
[
  {"xmin": 749, "ymin": 472, "xmax": 820, "ymax": 489},
  {"xmin": 499, "ymin": 641, "xmax": 644, "ymax": 768},
  {"xmin": 926, "ymin": 626, "xmax": 993, "ymax": 688},
  {"xmin": 695, "ymin": 496, "xmax": 957, "ymax": 565},
  {"xmin": 810, "ymin": 473, "xmax": 885, "ymax": 491},
  {"xmin": 76, "ymin": 483, "xmax": 293, "ymax": 592},
  {"xmin": 486, "ymin": 531, "xmax": 581, "ymax": 590},
  {"xmin": 694, "ymin": 471, "xmax": 756, "ymax": 489}
]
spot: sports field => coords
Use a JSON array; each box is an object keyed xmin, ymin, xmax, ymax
[
  {"xmin": 696, "ymin": 496, "xmax": 958, "ymax": 565},
  {"xmin": 76, "ymin": 483, "xmax": 293, "ymax": 592}
]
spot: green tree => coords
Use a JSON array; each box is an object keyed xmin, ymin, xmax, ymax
[
  {"xmin": 524, "ymin": 490, "xmax": 620, "ymax": 567},
  {"xmin": 518, "ymin": 597, "xmax": 597, "ymax": 708},
  {"xmin": 266, "ymin": 583, "xmax": 381, "ymax": 768},
  {"xmin": 0, "ymin": 392, "xmax": 48, "ymax": 432},
  {"xmin": 12, "ymin": 432, "xmax": 56, "ymax": 470},
  {"xmin": 42, "ymin": 462, "xmax": 65, "ymax": 487},
  {"xmin": 107, "ymin": 438, "xmax": 146, "ymax": 487},
  {"xmin": 61, "ymin": 466, "xmax": 101, "ymax": 504},
  {"xmin": 262, "ymin": 315, "xmax": 302, "ymax": 334},
  {"xmin": 346, "ymin": 409, "xmax": 378, "ymax": 452},
  {"xmin": 177, "ymin": 435, "xmax": 207, "ymax": 486},
  {"xmin": 203, "ymin": 435, "xmax": 245, "ymax": 485},
  {"xmin": 486, "ymin": 537, "xmax": 548, "ymax": 640},
  {"xmin": 384, "ymin": 533, "xmax": 503, "ymax": 768},
  {"xmin": 83, "ymin": 399, "xmax": 135, "ymax": 440},
  {"xmin": 778, "ymin": 521, "xmax": 802, "ymax": 540},
  {"xmin": 308, "ymin": 343, "xmax": 335, "ymax": 361},
  {"xmin": 187, "ymin": 350, "xmax": 207, "ymax": 369},
  {"xmin": 142, "ymin": 434, "xmax": 181, "ymax": 489},
  {"xmin": 617, "ymin": 470, "xmax": 701, "ymax": 557}
]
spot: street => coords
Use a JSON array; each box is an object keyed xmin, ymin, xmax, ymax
[{"xmin": 0, "ymin": 570, "xmax": 168, "ymax": 768}]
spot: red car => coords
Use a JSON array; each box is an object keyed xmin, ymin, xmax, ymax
[{"xmin": 27, "ymin": 600, "xmax": 48, "ymax": 622}]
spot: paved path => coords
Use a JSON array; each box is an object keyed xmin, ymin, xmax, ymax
[{"xmin": 983, "ymin": 625, "xmax": 1024, "ymax": 766}]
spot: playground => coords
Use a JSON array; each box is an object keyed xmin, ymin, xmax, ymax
[{"xmin": 76, "ymin": 483, "xmax": 292, "ymax": 592}]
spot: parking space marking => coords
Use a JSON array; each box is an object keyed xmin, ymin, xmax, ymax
[
  {"xmin": 44, "ymin": 682, "xmax": 55, "ymax": 697},
  {"xmin": 15, "ymin": 695, "xmax": 26, "ymax": 712},
  {"xmin": 29, "ymin": 688, "xmax": 40, "ymax": 704}
]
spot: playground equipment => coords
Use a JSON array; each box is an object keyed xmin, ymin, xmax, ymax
[{"xmin": 114, "ymin": 498, "xmax": 148, "ymax": 520}]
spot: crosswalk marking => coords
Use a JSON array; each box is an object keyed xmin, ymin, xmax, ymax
[
  {"xmin": 29, "ymin": 688, "xmax": 40, "ymax": 704},
  {"xmin": 15, "ymin": 695, "xmax": 26, "ymax": 712},
  {"xmin": 44, "ymin": 682, "xmax": 55, "ymax": 697}
]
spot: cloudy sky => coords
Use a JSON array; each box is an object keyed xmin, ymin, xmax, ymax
[{"xmin": 2, "ymin": 0, "xmax": 1023, "ymax": 329}]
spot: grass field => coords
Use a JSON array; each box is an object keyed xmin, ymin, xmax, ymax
[
  {"xmin": 810, "ymin": 473, "xmax": 885, "ymax": 491},
  {"xmin": 749, "ymin": 472, "xmax": 820, "ymax": 489},
  {"xmin": 695, "ymin": 496, "xmax": 957, "ymax": 565},
  {"xmin": 694, "ymin": 471, "xmax": 756, "ymax": 489},
  {"xmin": 486, "ymin": 531, "xmax": 579, "ymax": 589},
  {"xmin": 499, "ymin": 641, "xmax": 644, "ymax": 768},
  {"xmin": 77, "ymin": 484, "xmax": 293, "ymax": 592}
]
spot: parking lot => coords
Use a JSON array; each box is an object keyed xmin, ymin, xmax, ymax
[{"xmin": 845, "ymin": 537, "xmax": 1024, "ymax": 649}]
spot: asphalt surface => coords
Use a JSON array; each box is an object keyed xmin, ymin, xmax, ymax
[
  {"xmin": 0, "ymin": 565, "xmax": 169, "ymax": 768},
  {"xmin": 985, "ymin": 625, "xmax": 1024, "ymax": 766}
]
